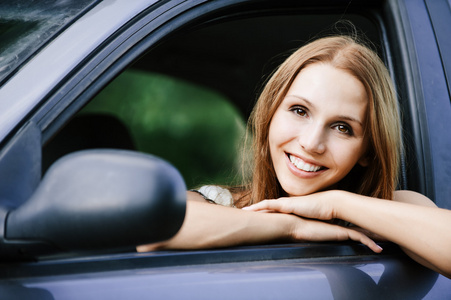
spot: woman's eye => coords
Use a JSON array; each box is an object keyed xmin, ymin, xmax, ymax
[
  {"xmin": 290, "ymin": 106, "xmax": 307, "ymax": 117},
  {"xmin": 335, "ymin": 124, "xmax": 353, "ymax": 135}
]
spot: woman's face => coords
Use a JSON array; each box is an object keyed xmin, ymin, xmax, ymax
[{"xmin": 268, "ymin": 63, "xmax": 369, "ymax": 196}]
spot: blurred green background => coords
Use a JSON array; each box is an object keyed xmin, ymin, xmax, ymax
[{"xmin": 81, "ymin": 69, "xmax": 246, "ymax": 189}]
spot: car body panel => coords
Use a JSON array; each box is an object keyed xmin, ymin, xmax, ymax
[
  {"xmin": 398, "ymin": 0, "xmax": 451, "ymax": 208},
  {"xmin": 419, "ymin": 0, "xmax": 451, "ymax": 208},
  {"xmin": 0, "ymin": 243, "xmax": 445, "ymax": 299}
]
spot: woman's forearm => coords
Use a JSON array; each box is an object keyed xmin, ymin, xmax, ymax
[
  {"xmin": 336, "ymin": 191, "xmax": 451, "ymax": 277},
  {"xmin": 138, "ymin": 192, "xmax": 381, "ymax": 252},
  {"xmin": 137, "ymin": 194, "xmax": 294, "ymax": 251}
]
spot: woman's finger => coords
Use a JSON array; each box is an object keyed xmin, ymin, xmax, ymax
[
  {"xmin": 243, "ymin": 199, "xmax": 294, "ymax": 213},
  {"xmin": 244, "ymin": 196, "xmax": 333, "ymax": 220},
  {"xmin": 293, "ymin": 219, "xmax": 383, "ymax": 253},
  {"xmin": 347, "ymin": 228, "xmax": 383, "ymax": 253}
]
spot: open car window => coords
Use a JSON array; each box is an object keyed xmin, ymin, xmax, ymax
[{"xmin": 44, "ymin": 11, "xmax": 391, "ymax": 190}]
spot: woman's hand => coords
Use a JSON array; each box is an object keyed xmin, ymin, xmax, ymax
[
  {"xmin": 287, "ymin": 217, "xmax": 383, "ymax": 253},
  {"xmin": 243, "ymin": 190, "xmax": 383, "ymax": 253},
  {"xmin": 243, "ymin": 190, "xmax": 341, "ymax": 220}
]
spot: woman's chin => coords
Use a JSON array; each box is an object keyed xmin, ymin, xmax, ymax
[{"xmin": 282, "ymin": 184, "xmax": 337, "ymax": 197}]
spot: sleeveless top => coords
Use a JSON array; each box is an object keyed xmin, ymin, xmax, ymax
[{"xmin": 195, "ymin": 185, "xmax": 235, "ymax": 207}]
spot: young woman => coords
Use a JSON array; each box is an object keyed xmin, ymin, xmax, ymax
[{"xmin": 137, "ymin": 36, "xmax": 451, "ymax": 278}]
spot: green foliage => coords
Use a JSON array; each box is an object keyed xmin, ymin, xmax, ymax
[{"xmin": 82, "ymin": 69, "xmax": 246, "ymax": 188}]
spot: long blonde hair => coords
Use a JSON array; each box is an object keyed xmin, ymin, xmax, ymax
[{"xmin": 237, "ymin": 36, "xmax": 401, "ymax": 207}]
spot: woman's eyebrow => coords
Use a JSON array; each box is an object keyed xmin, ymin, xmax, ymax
[
  {"xmin": 336, "ymin": 115, "xmax": 363, "ymax": 127},
  {"xmin": 286, "ymin": 95, "xmax": 314, "ymax": 107},
  {"xmin": 286, "ymin": 95, "xmax": 363, "ymax": 126}
]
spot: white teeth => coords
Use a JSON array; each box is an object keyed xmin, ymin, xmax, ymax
[{"xmin": 289, "ymin": 155, "xmax": 322, "ymax": 172}]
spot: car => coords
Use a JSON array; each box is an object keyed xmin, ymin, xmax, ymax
[{"xmin": 0, "ymin": 0, "xmax": 450, "ymax": 298}]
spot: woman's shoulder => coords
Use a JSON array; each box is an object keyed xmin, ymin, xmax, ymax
[{"xmin": 393, "ymin": 190, "xmax": 437, "ymax": 207}]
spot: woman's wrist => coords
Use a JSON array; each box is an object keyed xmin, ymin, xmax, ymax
[
  {"xmin": 277, "ymin": 212, "xmax": 306, "ymax": 242},
  {"xmin": 258, "ymin": 211, "xmax": 300, "ymax": 243},
  {"xmin": 327, "ymin": 190, "xmax": 352, "ymax": 221}
]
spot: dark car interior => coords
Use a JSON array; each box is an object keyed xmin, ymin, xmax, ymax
[{"xmin": 136, "ymin": 13, "xmax": 382, "ymax": 118}]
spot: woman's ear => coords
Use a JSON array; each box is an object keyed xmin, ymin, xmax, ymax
[{"xmin": 358, "ymin": 155, "xmax": 370, "ymax": 167}]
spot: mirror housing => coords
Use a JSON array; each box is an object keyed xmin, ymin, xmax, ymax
[{"xmin": 0, "ymin": 150, "xmax": 186, "ymax": 259}]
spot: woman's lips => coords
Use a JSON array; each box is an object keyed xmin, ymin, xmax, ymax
[{"xmin": 287, "ymin": 153, "xmax": 326, "ymax": 172}]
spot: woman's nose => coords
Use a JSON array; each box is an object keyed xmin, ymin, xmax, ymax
[{"xmin": 299, "ymin": 124, "xmax": 326, "ymax": 154}]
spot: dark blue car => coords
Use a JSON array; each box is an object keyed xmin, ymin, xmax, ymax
[{"xmin": 0, "ymin": 0, "xmax": 450, "ymax": 298}]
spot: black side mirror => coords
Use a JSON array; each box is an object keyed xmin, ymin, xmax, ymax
[{"xmin": 0, "ymin": 150, "xmax": 186, "ymax": 260}]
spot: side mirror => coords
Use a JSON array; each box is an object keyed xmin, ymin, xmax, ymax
[{"xmin": 0, "ymin": 150, "xmax": 186, "ymax": 260}]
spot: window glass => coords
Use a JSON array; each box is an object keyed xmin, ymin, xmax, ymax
[{"xmin": 0, "ymin": 0, "xmax": 99, "ymax": 85}]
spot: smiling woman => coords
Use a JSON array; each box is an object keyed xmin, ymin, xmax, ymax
[
  {"xmin": 243, "ymin": 35, "xmax": 400, "ymax": 206},
  {"xmin": 137, "ymin": 34, "xmax": 451, "ymax": 279},
  {"xmin": 268, "ymin": 63, "xmax": 369, "ymax": 197}
]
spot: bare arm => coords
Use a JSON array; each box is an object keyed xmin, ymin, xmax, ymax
[
  {"xmin": 137, "ymin": 191, "xmax": 380, "ymax": 252},
  {"xmin": 246, "ymin": 190, "xmax": 451, "ymax": 278},
  {"xmin": 138, "ymin": 192, "xmax": 292, "ymax": 250},
  {"xmin": 340, "ymin": 191, "xmax": 451, "ymax": 278}
]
